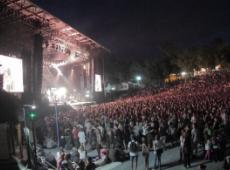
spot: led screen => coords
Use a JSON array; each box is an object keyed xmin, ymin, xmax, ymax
[
  {"xmin": 0, "ymin": 55, "xmax": 24, "ymax": 92},
  {"xmin": 95, "ymin": 74, "xmax": 102, "ymax": 92}
]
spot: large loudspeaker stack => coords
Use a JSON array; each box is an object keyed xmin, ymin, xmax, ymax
[
  {"xmin": 21, "ymin": 49, "xmax": 33, "ymax": 103},
  {"xmin": 0, "ymin": 74, "xmax": 3, "ymax": 90},
  {"xmin": 93, "ymin": 55, "xmax": 104, "ymax": 102},
  {"xmin": 33, "ymin": 33, "xmax": 43, "ymax": 103}
]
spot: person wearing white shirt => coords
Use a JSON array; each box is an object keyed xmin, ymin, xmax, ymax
[
  {"xmin": 78, "ymin": 144, "xmax": 87, "ymax": 161},
  {"xmin": 142, "ymin": 123, "xmax": 149, "ymax": 136},
  {"xmin": 78, "ymin": 128, "xmax": 86, "ymax": 148},
  {"xmin": 191, "ymin": 124, "xmax": 198, "ymax": 156},
  {"xmin": 204, "ymin": 138, "xmax": 211, "ymax": 160}
]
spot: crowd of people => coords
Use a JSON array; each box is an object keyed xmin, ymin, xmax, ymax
[{"xmin": 38, "ymin": 70, "xmax": 230, "ymax": 170}]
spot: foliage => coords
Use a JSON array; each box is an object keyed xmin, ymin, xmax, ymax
[
  {"xmin": 105, "ymin": 38, "xmax": 230, "ymax": 87},
  {"xmin": 168, "ymin": 38, "xmax": 230, "ymax": 71}
]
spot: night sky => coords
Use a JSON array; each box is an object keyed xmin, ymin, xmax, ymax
[{"xmin": 34, "ymin": 0, "xmax": 230, "ymax": 60}]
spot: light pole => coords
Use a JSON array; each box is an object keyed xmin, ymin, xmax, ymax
[
  {"xmin": 31, "ymin": 119, "xmax": 37, "ymax": 170},
  {"xmin": 181, "ymin": 71, "xmax": 187, "ymax": 82},
  {"xmin": 23, "ymin": 104, "xmax": 37, "ymax": 169},
  {"xmin": 54, "ymin": 102, "xmax": 60, "ymax": 148},
  {"xmin": 135, "ymin": 75, "xmax": 142, "ymax": 87}
]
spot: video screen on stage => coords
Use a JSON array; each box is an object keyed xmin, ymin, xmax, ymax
[
  {"xmin": 95, "ymin": 74, "xmax": 102, "ymax": 92},
  {"xmin": 0, "ymin": 55, "xmax": 24, "ymax": 92}
]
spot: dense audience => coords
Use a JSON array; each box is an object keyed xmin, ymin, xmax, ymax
[{"xmin": 39, "ymin": 70, "xmax": 230, "ymax": 170}]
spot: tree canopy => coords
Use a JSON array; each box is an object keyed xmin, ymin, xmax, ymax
[{"xmin": 105, "ymin": 38, "xmax": 230, "ymax": 87}]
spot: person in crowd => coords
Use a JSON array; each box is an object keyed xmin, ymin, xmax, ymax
[
  {"xmin": 64, "ymin": 128, "xmax": 72, "ymax": 150},
  {"xmin": 94, "ymin": 149, "xmax": 111, "ymax": 167},
  {"xmin": 39, "ymin": 70, "xmax": 230, "ymax": 170},
  {"xmin": 85, "ymin": 119, "xmax": 92, "ymax": 139},
  {"xmin": 89, "ymin": 128, "xmax": 97, "ymax": 149},
  {"xmin": 110, "ymin": 143, "xmax": 129, "ymax": 162},
  {"xmin": 57, "ymin": 153, "xmax": 65, "ymax": 170},
  {"xmin": 179, "ymin": 130, "xmax": 185, "ymax": 162},
  {"xmin": 61, "ymin": 153, "xmax": 74, "ymax": 170},
  {"xmin": 198, "ymin": 164, "xmax": 207, "ymax": 170},
  {"xmin": 191, "ymin": 124, "xmax": 198, "ymax": 157},
  {"xmin": 60, "ymin": 136, "xmax": 66, "ymax": 148},
  {"xmin": 141, "ymin": 137, "xmax": 149, "ymax": 170},
  {"xmin": 77, "ymin": 160, "xmax": 85, "ymax": 170},
  {"xmin": 100, "ymin": 150, "xmax": 112, "ymax": 166},
  {"xmin": 70, "ymin": 147, "xmax": 79, "ymax": 163},
  {"xmin": 72, "ymin": 126, "xmax": 79, "ymax": 148},
  {"xmin": 85, "ymin": 157, "xmax": 96, "ymax": 170},
  {"xmin": 78, "ymin": 128, "xmax": 86, "ymax": 148},
  {"xmin": 153, "ymin": 135, "xmax": 163, "ymax": 170},
  {"xmin": 128, "ymin": 135, "xmax": 138, "ymax": 170},
  {"xmin": 224, "ymin": 156, "xmax": 230, "ymax": 170},
  {"xmin": 45, "ymin": 152, "xmax": 56, "ymax": 168},
  {"xmin": 183, "ymin": 126, "xmax": 192, "ymax": 168},
  {"xmin": 211, "ymin": 135, "xmax": 219, "ymax": 162},
  {"xmin": 78, "ymin": 144, "xmax": 87, "ymax": 161},
  {"xmin": 204, "ymin": 137, "xmax": 211, "ymax": 160},
  {"xmin": 115, "ymin": 124, "xmax": 126, "ymax": 150},
  {"xmin": 96, "ymin": 127, "xmax": 102, "ymax": 158},
  {"xmin": 56, "ymin": 148, "xmax": 64, "ymax": 162},
  {"xmin": 142, "ymin": 122, "xmax": 149, "ymax": 140}
]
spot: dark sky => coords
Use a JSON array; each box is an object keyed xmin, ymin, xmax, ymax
[{"xmin": 34, "ymin": 0, "xmax": 230, "ymax": 59}]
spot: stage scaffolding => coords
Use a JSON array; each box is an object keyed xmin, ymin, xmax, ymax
[{"xmin": 0, "ymin": 0, "xmax": 109, "ymax": 103}]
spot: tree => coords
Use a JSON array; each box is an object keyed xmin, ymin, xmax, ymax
[
  {"xmin": 129, "ymin": 61, "xmax": 144, "ymax": 81},
  {"xmin": 104, "ymin": 57, "xmax": 130, "ymax": 84}
]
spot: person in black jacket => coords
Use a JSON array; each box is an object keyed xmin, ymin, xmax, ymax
[
  {"xmin": 183, "ymin": 126, "xmax": 192, "ymax": 168},
  {"xmin": 85, "ymin": 157, "xmax": 96, "ymax": 170}
]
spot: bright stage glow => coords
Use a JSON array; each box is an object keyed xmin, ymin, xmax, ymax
[
  {"xmin": 95, "ymin": 74, "xmax": 102, "ymax": 92},
  {"xmin": 55, "ymin": 87, "xmax": 67, "ymax": 97},
  {"xmin": 0, "ymin": 55, "xmax": 24, "ymax": 92},
  {"xmin": 46, "ymin": 87, "xmax": 67, "ymax": 103}
]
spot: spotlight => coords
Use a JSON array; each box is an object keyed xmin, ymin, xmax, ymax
[
  {"xmin": 31, "ymin": 105, "xmax": 36, "ymax": 110},
  {"xmin": 135, "ymin": 75, "xmax": 142, "ymax": 81}
]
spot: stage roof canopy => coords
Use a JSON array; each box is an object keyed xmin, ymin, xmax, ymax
[{"xmin": 0, "ymin": 0, "xmax": 108, "ymax": 52}]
